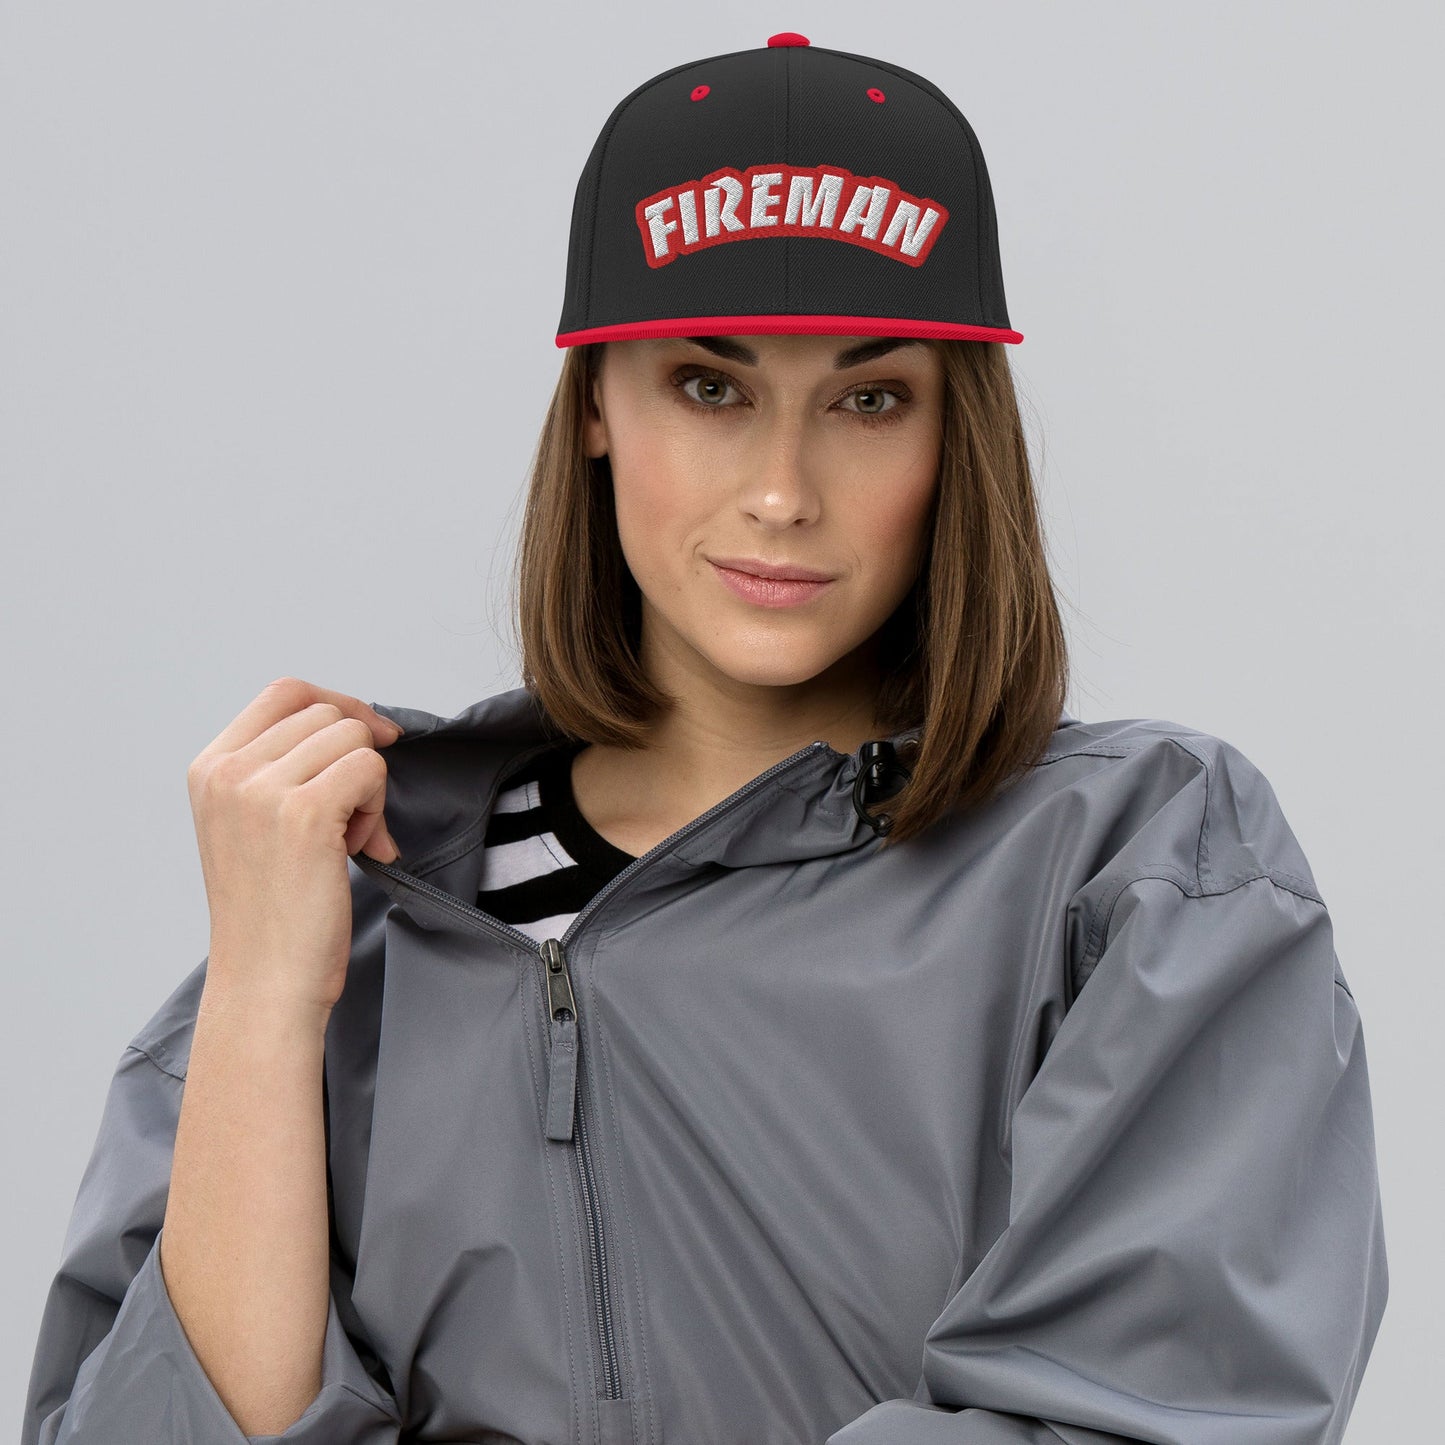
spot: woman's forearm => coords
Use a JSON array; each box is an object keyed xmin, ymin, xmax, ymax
[{"xmin": 159, "ymin": 969, "xmax": 333, "ymax": 1437}]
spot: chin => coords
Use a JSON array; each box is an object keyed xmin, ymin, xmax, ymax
[{"xmin": 695, "ymin": 636, "xmax": 860, "ymax": 690}]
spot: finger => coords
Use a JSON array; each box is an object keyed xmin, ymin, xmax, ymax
[
  {"xmin": 258, "ymin": 709, "xmax": 384, "ymax": 786},
  {"xmin": 202, "ymin": 677, "xmax": 402, "ymax": 761},
  {"xmin": 345, "ymin": 769, "xmax": 399, "ymax": 862}
]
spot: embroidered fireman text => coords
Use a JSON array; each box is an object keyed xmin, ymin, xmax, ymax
[{"xmin": 635, "ymin": 162, "xmax": 949, "ymax": 269}]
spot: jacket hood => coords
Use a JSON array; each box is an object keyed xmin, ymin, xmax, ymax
[{"xmin": 365, "ymin": 684, "xmax": 1081, "ymax": 872}]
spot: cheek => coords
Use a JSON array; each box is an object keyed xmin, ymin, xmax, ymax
[
  {"xmin": 609, "ymin": 436, "xmax": 701, "ymax": 585},
  {"xmin": 847, "ymin": 451, "xmax": 939, "ymax": 583},
  {"xmin": 864, "ymin": 514, "xmax": 930, "ymax": 602}
]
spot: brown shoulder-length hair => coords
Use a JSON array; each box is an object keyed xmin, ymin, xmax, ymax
[{"xmin": 509, "ymin": 338, "xmax": 1070, "ymax": 850}]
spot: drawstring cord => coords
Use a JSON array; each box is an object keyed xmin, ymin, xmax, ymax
[{"xmin": 851, "ymin": 740, "xmax": 915, "ymax": 837}]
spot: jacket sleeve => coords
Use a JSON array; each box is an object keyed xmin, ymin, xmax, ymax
[
  {"xmin": 21, "ymin": 1023, "xmax": 403, "ymax": 1444},
  {"xmin": 826, "ymin": 871, "xmax": 1389, "ymax": 1445}
]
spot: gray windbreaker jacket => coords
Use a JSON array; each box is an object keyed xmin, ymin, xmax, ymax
[{"xmin": 22, "ymin": 685, "xmax": 1389, "ymax": 1445}]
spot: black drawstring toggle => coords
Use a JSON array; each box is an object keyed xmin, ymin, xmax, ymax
[{"xmin": 851, "ymin": 740, "xmax": 914, "ymax": 837}]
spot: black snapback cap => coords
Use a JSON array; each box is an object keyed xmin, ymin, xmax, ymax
[{"xmin": 555, "ymin": 31, "xmax": 1022, "ymax": 348}]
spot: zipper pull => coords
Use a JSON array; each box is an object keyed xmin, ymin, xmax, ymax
[{"xmin": 541, "ymin": 938, "xmax": 579, "ymax": 1142}]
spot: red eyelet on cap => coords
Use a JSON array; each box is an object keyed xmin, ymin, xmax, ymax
[
  {"xmin": 867, "ymin": 87, "xmax": 886, "ymax": 103},
  {"xmin": 767, "ymin": 32, "xmax": 809, "ymax": 46},
  {"xmin": 691, "ymin": 84, "xmax": 709, "ymax": 101}
]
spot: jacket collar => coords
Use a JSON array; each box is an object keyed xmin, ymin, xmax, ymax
[{"xmin": 368, "ymin": 685, "xmax": 1079, "ymax": 873}]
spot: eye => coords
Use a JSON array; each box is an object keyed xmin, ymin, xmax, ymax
[
  {"xmin": 678, "ymin": 372, "xmax": 741, "ymax": 408},
  {"xmin": 839, "ymin": 387, "xmax": 900, "ymax": 419}
]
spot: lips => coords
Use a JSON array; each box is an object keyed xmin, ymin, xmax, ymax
[
  {"xmin": 706, "ymin": 555, "xmax": 837, "ymax": 582},
  {"xmin": 709, "ymin": 562, "xmax": 835, "ymax": 609}
]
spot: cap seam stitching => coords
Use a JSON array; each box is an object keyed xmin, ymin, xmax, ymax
[{"xmin": 783, "ymin": 47, "xmax": 793, "ymax": 310}]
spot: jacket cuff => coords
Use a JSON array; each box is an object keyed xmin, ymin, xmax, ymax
[
  {"xmin": 54, "ymin": 1228, "xmax": 401, "ymax": 1444},
  {"xmin": 827, "ymin": 1400, "xmax": 1088, "ymax": 1445}
]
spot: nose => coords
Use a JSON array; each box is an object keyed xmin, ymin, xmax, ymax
[{"xmin": 736, "ymin": 420, "xmax": 824, "ymax": 526}]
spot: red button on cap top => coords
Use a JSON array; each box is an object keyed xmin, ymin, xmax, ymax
[{"xmin": 767, "ymin": 32, "xmax": 810, "ymax": 47}]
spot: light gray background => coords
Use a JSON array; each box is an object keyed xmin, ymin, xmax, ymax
[{"xmin": 3, "ymin": 2, "xmax": 1437, "ymax": 1439}]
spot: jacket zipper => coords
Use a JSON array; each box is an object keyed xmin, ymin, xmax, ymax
[
  {"xmin": 354, "ymin": 738, "xmax": 831, "ymax": 1400},
  {"xmin": 538, "ymin": 935, "xmax": 620, "ymax": 1395}
]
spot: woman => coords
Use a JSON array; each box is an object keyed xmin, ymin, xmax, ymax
[{"xmin": 23, "ymin": 33, "xmax": 1387, "ymax": 1445}]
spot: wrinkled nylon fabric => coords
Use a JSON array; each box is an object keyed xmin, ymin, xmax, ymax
[{"xmin": 21, "ymin": 686, "xmax": 1388, "ymax": 1444}]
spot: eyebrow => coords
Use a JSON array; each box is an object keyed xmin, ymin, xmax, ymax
[{"xmin": 682, "ymin": 335, "xmax": 927, "ymax": 370}]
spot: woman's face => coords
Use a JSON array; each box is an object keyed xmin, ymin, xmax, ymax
[{"xmin": 581, "ymin": 332, "xmax": 944, "ymax": 715}]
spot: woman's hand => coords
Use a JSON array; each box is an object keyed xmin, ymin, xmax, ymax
[{"xmin": 187, "ymin": 676, "xmax": 405, "ymax": 1017}]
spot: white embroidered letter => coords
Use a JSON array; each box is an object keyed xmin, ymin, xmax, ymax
[
  {"xmin": 785, "ymin": 172, "xmax": 842, "ymax": 228},
  {"xmin": 704, "ymin": 176, "xmax": 746, "ymax": 237},
  {"xmin": 839, "ymin": 184, "xmax": 891, "ymax": 240},
  {"xmin": 882, "ymin": 201, "xmax": 942, "ymax": 258},
  {"xmin": 750, "ymin": 171, "xmax": 783, "ymax": 227},
  {"xmin": 678, "ymin": 189, "xmax": 699, "ymax": 245},
  {"xmin": 642, "ymin": 197, "xmax": 678, "ymax": 260}
]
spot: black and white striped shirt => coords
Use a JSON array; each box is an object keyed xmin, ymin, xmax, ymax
[{"xmin": 475, "ymin": 742, "xmax": 638, "ymax": 943}]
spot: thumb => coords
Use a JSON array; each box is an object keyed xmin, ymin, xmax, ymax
[
  {"xmin": 371, "ymin": 820, "xmax": 402, "ymax": 864},
  {"xmin": 356, "ymin": 814, "xmax": 402, "ymax": 864}
]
